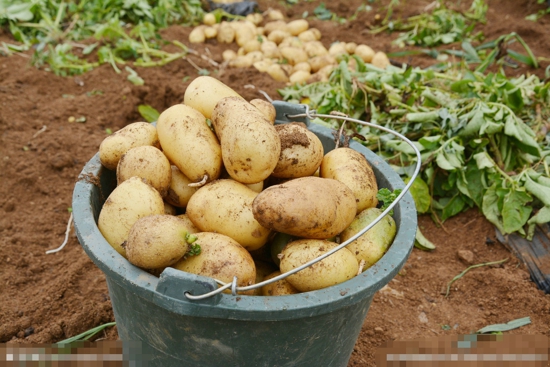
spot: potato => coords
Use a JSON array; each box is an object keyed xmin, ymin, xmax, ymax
[
  {"xmin": 287, "ymin": 19, "xmax": 309, "ymax": 36},
  {"xmin": 98, "ymin": 177, "xmax": 165, "ymax": 257},
  {"xmin": 125, "ymin": 214, "xmax": 193, "ymax": 269},
  {"xmin": 289, "ymin": 70, "xmax": 311, "ymax": 85},
  {"xmin": 176, "ymin": 214, "xmax": 201, "ymax": 234},
  {"xmin": 222, "ymin": 49, "xmax": 237, "ymax": 62},
  {"xmin": 247, "ymin": 50, "xmax": 264, "ymax": 63},
  {"xmin": 354, "ymin": 44, "xmax": 375, "ymax": 63},
  {"xmin": 250, "ymin": 99, "xmax": 276, "ymax": 124},
  {"xmin": 260, "ymin": 40, "xmax": 281, "ymax": 59},
  {"xmin": 308, "ymin": 54, "xmax": 336, "ymax": 72},
  {"xmin": 340, "ymin": 207, "xmax": 396, "ymax": 270},
  {"xmin": 203, "ymin": 26, "xmax": 218, "ymax": 39},
  {"xmin": 243, "ymin": 38, "xmax": 262, "ymax": 53},
  {"xmin": 266, "ymin": 64, "xmax": 289, "ymax": 82},
  {"xmin": 99, "ymin": 122, "xmax": 159, "ymax": 171},
  {"xmin": 186, "ymin": 179, "xmax": 271, "ymax": 251},
  {"xmin": 320, "ymin": 147, "xmax": 378, "ymax": 213},
  {"xmin": 165, "ymin": 165, "xmax": 199, "ymax": 208},
  {"xmin": 297, "ymin": 29, "xmax": 318, "ymax": 42},
  {"xmin": 267, "ymin": 29, "xmax": 291, "ymax": 44},
  {"xmin": 261, "ymin": 270, "xmax": 300, "ymax": 296},
  {"xmin": 264, "ymin": 20, "xmax": 288, "ymax": 35},
  {"xmin": 171, "ymin": 232, "xmax": 256, "ymax": 294},
  {"xmin": 345, "ymin": 42, "xmax": 357, "ymax": 54},
  {"xmin": 246, "ymin": 13, "xmax": 263, "ymax": 26},
  {"xmin": 156, "ymin": 104, "xmax": 222, "ymax": 184},
  {"xmin": 272, "ymin": 123, "xmax": 324, "ymax": 178},
  {"xmin": 328, "ymin": 42, "xmax": 348, "ymax": 57},
  {"xmin": 266, "ymin": 9, "xmax": 285, "ymax": 21},
  {"xmin": 253, "ymin": 261, "xmax": 279, "ymax": 295},
  {"xmin": 211, "ymin": 97, "xmax": 281, "ymax": 184},
  {"xmin": 229, "ymin": 55, "xmax": 254, "ymax": 68},
  {"xmin": 253, "ymin": 59, "xmax": 274, "ymax": 73},
  {"xmin": 189, "ymin": 26, "xmax": 206, "ymax": 43},
  {"xmin": 371, "ymin": 51, "xmax": 390, "ymax": 69},
  {"xmin": 304, "ymin": 41, "xmax": 328, "ymax": 58},
  {"xmin": 164, "ymin": 201, "xmax": 177, "ymax": 215},
  {"xmin": 246, "ymin": 181, "xmax": 264, "ymax": 193},
  {"xmin": 293, "ymin": 62, "xmax": 311, "ymax": 73},
  {"xmin": 279, "ymin": 239, "xmax": 358, "ymax": 292},
  {"xmin": 278, "ymin": 36, "xmax": 303, "ymax": 49},
  {"xmin": 183, "ymin": 75, "xmax": 244, "ymax": 119},
  {"xmin": 280, "ymin": 46, "xmax": 308, "ymax": 66},
  {"xmin": 217, "ymin": 22, "xmax": 236, "ymax": 44},
  {"xmin": 203, "ymin": 13, "xmax": 216, "ymax": 26},
  {"xmin": 252, "ymin": 176, "xmax": 357, "ymax": 239},
  {"xmin": 116, "ymin": 145, "xmax": 171, "ymax": 197},
  {"xmin": 235, "ymin": 28, "xmax": 255, "ymax": 47}
]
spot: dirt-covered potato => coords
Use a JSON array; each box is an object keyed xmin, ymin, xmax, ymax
[
  {"xmin": 171, "ymin": 232, "xmax": 256, "ymax": 294},
  {"xmin": 320, "ymin": 147, "xmax": 378, "ymax": 213},
  {"xmin": 253, "ymin": 260, "xmax": 279, "ymax": 295},
  {"xmin": 98, "ymin": 177, "xmax": 165, "ymax": 257},
  {"xmin": 116, "ymin": 145, "xmax": 171, "ymax": 197},
  {"xmin": 183, "ymin": 75, "xmax": 244, "ymax": 119},
  {"xmin": 156, "ymin": 104, "xmax": 222, "ymax": 184},
  {"xmin": 250, "ymin": 99, "xmax": 276, "ymax": 124},
  {"xmin": 279, "ymin": 239, "xmax": 358, "ymax": 292},
  {"xmin": 261, "ymin": 270, "xmax": 300, "ymax": 296},
  {"xmin": 211, "ymin": 96, "xmax": 281, "ymax": 184},
  {"xmin": 272, "ymin": 123, "xmax": 324, "ymax": 178},
  {"xmin": 164, "ymin": 201, "xmax": 177, "ymax": 215},
  {"xmin": 99, "ymin": 122, "xmax": 159, "ymax": 171},
  {"xmin": 354, "ymin": 44, "xmax": 375, "ymax": 63},
  {"xmin": 371, "ymin": 51, "xmax": 390, "ymax": 69},
  {"xmin": 252, "ymin": 176, "xmax": 357, "ymax": 239},
  {"xmin": 125, "ymin": 214, "xmax": 194, "ymax": 269},
  {"xmin": 164, "ymin": 166, "xmax": 199, "ymax": 208},
  {"xmin": 340, "ymin": 207, "xmax": 397, "ymax": 270},
  {"xmin": 186, "ymin": 179, "xmax": 271, "ymax": 251}
]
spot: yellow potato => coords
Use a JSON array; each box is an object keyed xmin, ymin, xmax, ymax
[
  {"xmin": 217, "ymin": 22, "xmax": 236, "ymax": 44},
  {"xmin": 272, "ymin": 123, "xmax": 324, "ymax": 178},
  {"xmin": 267, "ymin": 29, "xmax": 291, "ymax": 44},
  {"xmin": 165, "ymin": 165, "xmax": 199, "ymax": 208},
  {"xmin": 222, "ymin": 49, "xmax": 238, "ymax": 62},
  {"xmin": 308, "ymin": 54, "xmax": 336, "ymax": 72},
  {"xmin": 260, "ymin": 40, "xmax": 281, "ymax": 59},
  {"xmin": 279, "ymin": 239, "xmax": 358, "ymax": 292},
  {"xmin": 98, "ymin": 177, "xmax": 165, "ymax": 257},
  {"xmin": 171, "ymin": 232, "xmax": 256, "ymax": 294},
  {"xmin": 264, "ymin": 20, "xmax": 288, "ymax": 34},
  {"xmin": 261, "ymin": 270, "xmax": 300, "ymax": 296},
  {"xmin": 156, "ymin": 104, "xmax": 222, "ymax": 184},
  {"xmin": 125, "ymin": 214, "xmax": 193, "ymax": 269},
  {"xmin": 287, "ymin": 19, "xmax": 309, "ymax": 36},
  {"xmin": 266, "ymin": 63, "xmax": 290, "ymax": 83},
  {"xmin": 345, "ymin": 42, "xmax": 357, "ymax": 54},
  {"xmin": 229, "ymin": 55, "xmax": 254, "ymax": 68},
  {"xmin": 293, "ymin": 62, "xmax": 311, "ymax": 73},
  {"xmin": 186, "ymin": 179, "xmax": 271, "ymax": 251},
  {"xmin": 329, "ymin": 42, "xmax": 348, "ymax": 57},
  {"xmin": 340, "ymin": 207, "xmax": 397, "ymax": 270},
  {"xmin": 176, "ymin": 214, "xmax": 201, "ymax": 234},
  {"xmin": 320, "ymin": 147, "xmax": 378, "ymax": 213},
  {"xmin": 280, "ymin": 46, "xmax": 308, "ymax": 65},
  {"xmin": 164, "ymin": 201, "xmax": 177, "ymax": 215},
  {"xmin": 203, "ymin": 26, "xmax": 218, "ymax": 39},
  {"xmin": 252, "ymin": 176, "xmax": 357, "ymax": 239},
  {"xmin": 354, "ymin": 44, "xmax": 375, "ymax": 63},
  {"xmin": 278, "ymin": 36, "xmax": 303, "ymax": 49},
  {"xmin": 371, "ymin": 51, "xmax": 390, "ymax": 69},
  {"xmin": 183, "ymin": 75, "xmax": 244, "ymax": 119},
  {"xmin": 189, "ymin": 26, "xmax": 206, "ymax": 43},
  {"xmin": 211, "ymin": 97, "xmax": 281, "ymax": 184},
  {"xmin": 253, "ymin": 261, "xmax": 279, "ymax": 295},
  {"xmin": 253, "ymin": 59, "xmax": 274, "ymax": 73},
  {"xmin": 99, "ymin": 122, "xmax": 159, "ymax": 171},
  {"xmin": 304, "ymin": 41, "xmax": 328, "ymax": 58},
  {"xmin": 250, "ymin": 99, "xmax": 276, "ymax": 124},
  {"xmin": 266, "ymin": 9, "xmax": 285, "ymax": 21},
  {"xmin": 289, "ymin": 70, "xmax": 311, "ymax": 85},
  {"xmin": 203, "ymin": 13, "xmax": 216, "ymax": 26},
  {"xmin": 116, "ymin": 145, "xmax": 171, "ymax": 197},
  {"xmin": 243, "ymin": 38, "xmax": 262, "ymax": 53}
]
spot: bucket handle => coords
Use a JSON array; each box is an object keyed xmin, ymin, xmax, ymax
[{"xmin": 184, "ymin": 108, "xmax": 422, "ymax": 301}]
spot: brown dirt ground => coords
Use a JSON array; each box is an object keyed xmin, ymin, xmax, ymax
[{"xmin": 1, "ymin": 0, "xmax": 550, "ymax": 366}]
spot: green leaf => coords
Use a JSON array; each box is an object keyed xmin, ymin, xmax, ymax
[
  {"xmin": 126, "ymin": 66, "xmax": 144, "ymax": 86},
  {"xmin": 527, "ymin": 206, "xmax": 550, "ymax": 225},
  {"xmin": 436, "ymin": 152, "xmax": 456, "ymax": 171},
  {"xmin": 405, "ymin": 176, "xmax": 431, "ymax": 214},
  {"xmin": 473, "ymin": 151, "xmax": 494, "ymax": 169},
  {"xmin": 504, "ymin": 115, "xmax": 540, "ymax": 157},
  {"xmin": 441, "ymin": 194, "xmax": 466, "ymax": 221},
  {"xmin": 501, "ymin": 189, "xmax": 532, "ymax": 234},
  {"xmin": 138, "ymin": 105, "xmax": 160, "ymax": 123},
  {"xmin": 476, "ymin": 317, "xmax": 531, "ymax": 334},
  {"xmin": 482, "ymin": 186, "xmax": 505, "ymax": 234},
  {"xmin": 414, "ymin": 228, "xmax": 436, "ymax": 250},
  {"xmin": 524, "ymin": 175, "xmax": 550, "ymax": 207}
]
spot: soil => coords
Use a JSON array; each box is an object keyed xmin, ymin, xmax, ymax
[{"xmin": 1, "ymin": 0, "xmax": 550, "ymax": 365}]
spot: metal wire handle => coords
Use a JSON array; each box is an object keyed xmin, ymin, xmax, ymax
[{"xmin": 185, "ymin": 109, "xmax": 422, "ymax": 300}]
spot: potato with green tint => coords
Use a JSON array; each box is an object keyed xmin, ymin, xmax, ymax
[
  {"xmin": 279, "ymin": 239, "xmax": 358, "ymax": 292},
  {"xmin": 186, "ymin": 179, "xmax": 271, "ymax": 251},
  {"xmin": 320, "ymin": 147, "xmax": 378, "ymax": 214},
  {"xmin": 252, "ymin": 176, "xmax": 357, "ymax": 239},
  {"xmin": 125, "ymin": 214, "xmax": 194, "ymax": 269},
  {"xmin": 99, "ymin": 122, "xmax": 159, "ymax": 171},
  {"xmin": 340, "ymin": 207, "xmax": 397, "ymax": 270},
  {"xmin": 98, "ymin": 177, "xmax": 165, "ymax": 257},
  {"xmin": 116, "ymin": 145, "xmax": 172, "ymax": 197},
  {"xmin": 172, "ymin": 232, "xmax": 256, "ymax": 294},
  {"xmin": 156, "ymin": 104, "xmax": 222, "ymax": 184}
]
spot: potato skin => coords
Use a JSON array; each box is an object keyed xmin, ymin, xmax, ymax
[
  {"xmin": 211, "ymin": 97, "xmax": 281, "ymax": 184},
  {"xmin": 279, "ymin": 239, "xmax": 358, "ymax": 292},
  {"xmin": 171, "ymin": 232, "xmax": 256, "ymax": 293},
  {"xmin": 116, "ymin": 146, "xmax": 172, "ymax": 197},
  {"xmin": 252, "ymin": 176, "xmax": 357, "ymax": 239},
  {"xmin": 340, "ymin": 207, "xmax": 396, "ymax": 270},
  {"xmin": 320, "ymin": 147, "xmax": 378, "ymax": 213},
  {"xmin": 186, "ymin": 179, "xmax": 271, "ymax": 251},
  {"xmin": 125, "ymin": 214, "xmax": 191, "ymax": 269},
  {"xmin": 165, "ymin": 165, "xmax": 199, "ymax": 208},
  {"xmin": 272, "ymin": 123, "xmax": 324, "ymax": 178},
  {"xmin": 183, "ymin": 75, "xmax": 243, "ymax": 119},
  {"xmin": 250, "ymin": 99, "xmax": 276, "ymax": 124},
  {"xmin": 261, "ymin": 270, "xmax": 300, "ymax": 296},
  {"xmin": 99, "ymin": 122, "xmax": 159, "ymax": 171},
  {"xmin": 98, "ymin": 177, "xmax": 165, "ymax": 257},
  {"xmin": 156, "ymin": 104, "xmax": 222, "ymax": 184}
]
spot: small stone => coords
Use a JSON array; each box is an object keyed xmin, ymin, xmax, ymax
[
  {"xmin": 24, "ymin": 327, "xmax": 34, "ymax": 337},
  {"xmin": 418, "ymin": 312, "xmax": 428, "ymax": 324},
  {"xmin": 374, "ymin": 327, "xmax": 384, "ymax": 333},
  {"xmin": 457, "ymin": 249, "xmax": 475, "ymax": 265}
]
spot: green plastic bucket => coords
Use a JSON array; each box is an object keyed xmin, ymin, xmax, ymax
[{"xmin": 72, "ymin": 102, "xmax": 417, "ymax": 367}]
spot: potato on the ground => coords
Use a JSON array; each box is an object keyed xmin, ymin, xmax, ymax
[
  {"xmin": 252, "ymin": 176, "xmax": 357, "ymax": 239},
  {"xmin": 354, "ymin": 44, "xmax": 375, "ymax": 63},
  {"xmin": 125, "ymin": 214, "xmax": 194, "ymax": 269},
  {"xmin": 99, "ymin": 122, "xmax": 159, "ymax": 171},
  {"xmin": 165, "ymin": 165, "xmax": 199, "ymax": 208},
  {"xmin": 279, "ymin": 239, "xmax": 358, "ymax": 292},
  {"xmin": 186, "ymin": 179, "xmax": 271, "ymax": 251},
  {"xmin": 156, "ymin": 103, "xmax": 222, "ymax": 184},
  {"xmin": 340, "ymin": 207, "xmax": 396, "ymax": 270},
  {"xmin": 287, "ymin": 19, "xmax": 309, "ymax": 36},
  {"xmin": 211, "ymin": 96, "xmax": 281, "ymax": 184},
  {"xmin": 320, "ymin": 147, "xmax": 378, "ymax": 213},
  {"xmin": 116, "ymin": 145, "xmax": 171, "ymax": 197},
  {"xmin": 261, "ymin": 270, "xmax": 300, "ymax": 296},
  {"xmin": 371, "ymin": 51, "xmax": 391, "ymax": 69},
  {"xmin": 272, "ymin": 122, "xmax": 324, "ymax": 178},
  {"xmin": 183, "ymin": 75, "xmax": 244, "ymax": 119},
  {"xmin": 172, "ymin": 232, "xmax": 256, "ymax": 294},
  {"xmin": 98, "ymin": 177, "xmax": 165, "ymax": 257}
]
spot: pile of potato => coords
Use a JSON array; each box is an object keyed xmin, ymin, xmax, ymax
[
  {"xmin": 96, "ymin": 76, "xmax": 396, "ymax": 296},
  {"xmin": 188, "ymin": 9, "xmax": 390, "ymax": 85}
]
